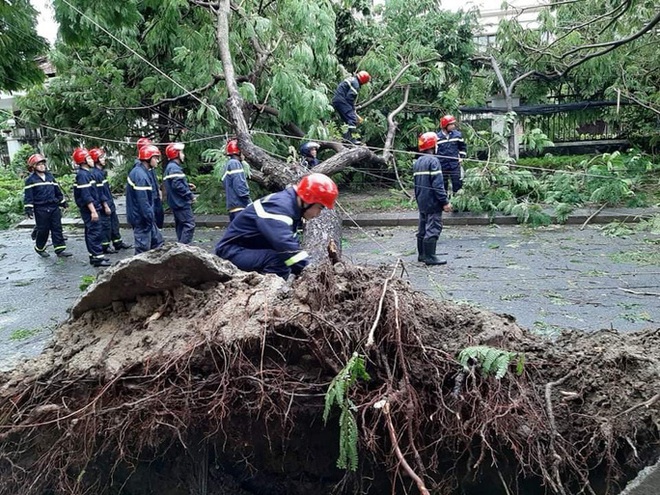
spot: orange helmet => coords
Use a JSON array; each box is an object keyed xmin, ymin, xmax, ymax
[
  {"xmin": 225, "ymin": 139, "xmax": 240, "ymax": 156},
  {"xmin": 165, "ymin": 142, "xmax": 185, "ymax": 160},
  {"xmin": 138, "ymin": 144, "xmax": 161, "ymax": 161},
  {"xmin": 89, "ymin": 148, "xmax": 105, "ymax": 162},
  {"xmin": 440, "ymin": 115, "xmax": 457, "ymax": 129},
  {"xmin": 137, "ymin": 137, "xmax": 152, "ymax": 150},
  {"xmin": 72, "ymin": 147, "xmax": 90, "ymax": 165},
  {"xmin": 418, "ymin": 132, "xmax": 438, "ymax": 152},
  {"xmin": 296, "ymin": 173, "xmax": 338, "ymax": 210},
  {"xmin": 27, "ymin": 153, "xmax": 46, "ymax": 167},
  {"xmin": 356, "ymin": 71, "xmax": 371, "ymax": 85}
]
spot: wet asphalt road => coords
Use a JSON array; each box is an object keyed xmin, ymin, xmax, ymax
[{"xmin": 0, "ymin": 224, "xmax": 658, "ymax": 371}]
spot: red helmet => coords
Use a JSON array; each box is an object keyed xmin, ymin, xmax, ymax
[
  {"xmin": 165, "ymin": 142, "xmax": 185, "ymax": 160},
  {"xmin": 356, "ymin": 71, "xmax": 371, "ymax": 85},
  {"xmin": 27, "ymin": 154, "xmax": 46, "ymax": 167},
  {"xmin": 296, "ymin": 173, "xmax": 338, "ymax": 210},
  {"xmin": 225, "ymin": 139, "xmax": 240, "ymax": 156},
  {"xmin": 138, "ymin": 144, "xmax": 161, "ymax": 161},
  {"xmin": 137, "ymin": 137, "xmax": 152, "ymax": 150},
  {"xmin": 72, "ymin": 147, "xmax": 90, "ymax": 165},
  {"xmin": 418, "ymin": 132, "xmax": 438, "ymax": 152},
  {"xmin": 440, "ymin": 115, "xmax": 457, "ymax": 129},
  {"xmin": 89, "ymin": 148, "xmax": 105, "ymax": 162}
]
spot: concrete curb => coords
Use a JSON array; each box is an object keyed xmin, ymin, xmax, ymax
[
  {"xmin": 14, "ymin": 207, "xmax": 660, "ymax": 230},
  {"xmin": 619, "ymin": 459, "xmax": 660, "ymax": 495}
]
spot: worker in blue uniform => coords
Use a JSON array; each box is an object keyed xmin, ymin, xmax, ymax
[
  {"xmin": 126, "ymin": 144, "xmax": 165, "ymax": 254},
  {"xmin": 331, "ymin": 70, "xmax": 371, "ymax": 145},
  {"xmin": 89, "ymin": 148, "xmax": 132, "ymax": 253},
  {"xmin": 436, "ymin": 114, "xmax": 467, "ymax": 195},
  {"xmin": 72, "ymin": 147, "xmax": 111, "ymax": 267},
  {"xmin": 215, "ymin": 173, "xmax": 339, "ymax": 279},
  {"xmin": 414, "ymin": 132, "xmax": 452, "ymax": 266},
  {"xmin": 136, "ymin": 137, "xmax": 164, "ymax": 228},
  {"xmin": 163, "ymin": 142, "xmax": 196, "ymax": 244},
  {"xmin": 222, "ymin": 139, "xmax": 251, "ymax": 222},
  {"xmin": 86, "ymin": 148, "xmax": 114, "ymax": 254},
  {"xmin": 300, "ymin": 142, "xmax": 320, "ymax": 169},
  {"xmin": 23, "ymin": 153, "xmax": 72, "ymax": 258}
]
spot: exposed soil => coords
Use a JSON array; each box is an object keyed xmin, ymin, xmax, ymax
[{"xmin": 0, "ymin": 257, "xmax": 658, "ymax": 494}]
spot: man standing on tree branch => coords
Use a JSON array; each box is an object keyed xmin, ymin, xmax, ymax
[
  {"xmin": 332, "ymin": 70, "xmax": 371, "ymax": 145},
  {"xmin": 215, "ymin": 173, "xmax": 338, "ymax": 279}
]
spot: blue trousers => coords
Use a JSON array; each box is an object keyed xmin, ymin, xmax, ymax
[
  {"xmin": 216, "ymin": 243, "xmax": 290, "ymax": 279},
  {"xmin": 173, "ymin": 206, "xmax": 195, "ymax": 244},
  {"xmin": 133, "ymin": 222, "xmax": 164, "ymax": 254},
  {"xmin": 417, "ymin": 212, "xmax": 443, "ymax": 242},
  {"xmin": 441, "ymin": 163, "xmax": 463, "ymax": 194},
  {"xmin": 332, "ymin": 99, "xmax": 358, "ymax": 126},
  {"xmin": 80, "ymin": 208, "xmax": 105, "ymax": 261},
  {"xmin": 34, "ymin": 205, "xmax": 67, "ymax": 254}
]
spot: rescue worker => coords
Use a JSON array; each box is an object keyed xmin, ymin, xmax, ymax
[
  {"xmin": 215, "ymin": 173, "xmax": 338, "ymax": 279},
  {"xmin": 126, "ymin": 144, "xmax": 164, "ymax": 254},
  {"xmin": 72, "ymin": 147, "xmax": 110, "ymax": 267},
  {"xmin": 436, "ymin": 114, "xmax": 467, "ymax": 195},
  {"xmin": 23, "ymin": 153, "xmax": 72, "ymax": 258},
  {"xmin": 331, "ymin": 70, "xmax": 371, "ymax": 145},
  {"xmin": 222, "ymin": 139, "xmax": 251, "ymax": 222},
  {"xmin": 300, "ymin": 141, "xmax": 320, "ymax": 169},
  {"xmin": 136, "ymin": 137, "xmax": 165, "ymax": 229},
  {"xmin": 163, "ymin": 142, "xmax": 196, "ymax": 244},
  {"xmin": 89, "ymin": 148, "xmax": 132, "ymax": 252},
  {"xmin": 87, "ymin": 148, "xmax": 114, "ymax": 253},
  {"xmin": 414, "ymin": 132, "xmax": 452, "ymax": 266}
]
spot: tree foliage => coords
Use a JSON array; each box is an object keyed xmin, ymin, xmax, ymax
[{"xmin": 0, "ymin": 0, "xmax": 48, "ymax": 91}]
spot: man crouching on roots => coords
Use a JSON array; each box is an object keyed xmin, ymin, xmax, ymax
[{"xmin": 215, "ymin": 173, "xmax": 339, "ymax": 279}]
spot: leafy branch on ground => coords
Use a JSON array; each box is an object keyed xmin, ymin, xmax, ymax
[{"xmin": 458, "ymin": 345, "xmax": 525, "ymax": 379}]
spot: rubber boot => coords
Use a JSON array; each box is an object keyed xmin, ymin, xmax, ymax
[
  {"xmin": 114, "ymin": 241, "xmax": 133, "ymax": 250},
  {"xmin": 56, "ymin": 250, "xmax": 73, "ymax": 258},
  {"xmin": 417, "ymin": 238, "xmax": 425, "ymax": 262},
  {"xmin": 342, "ymin": 130, "xmax": 361, "ymax": 145},
  {"xmin": 422, "ymin": 239, "xmax": 447, "ymax": 266},
  {"xmin": 90, "ymin": 258, "xmax": 112, "ymax": 267}
]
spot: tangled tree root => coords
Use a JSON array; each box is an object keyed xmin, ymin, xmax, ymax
[{"xmin": 0, "ymin": 259, "xmax": 658, "ymax": 494}]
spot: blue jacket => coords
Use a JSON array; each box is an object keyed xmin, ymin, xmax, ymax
[
  {"xmin": 332, "ymin": 76, "xmax": 361, "ymax": 109},
  {"xmin": 413, "ymin": 154, "xmax": 448, "ymax": 214},
  {"xmin": 89, "ymin": 166, "xmax": 110, "ymax": 205},
  {"xmin": 436, "ymin": 129, "xmax": 467, "ymax": 168},
  {"xmin": 74, "ymin": 167, "xmax": 101, "ymax": 211},
  {"xmin": 222, "ymin": 156, "xmax": 251, "ymax": 212},
  {"xmin": 163, "ymin": 160, "xmax": 194, "ymax": 210},
  {"xmin": 23, "ymin": 171, "xmax": 65, "ymax": 209},
  {"xmin": 301, "ymin": 156, "xmax": 319, "ymax": 169},
  {"xmin": 216, "ymin": 187, "xmax": 309, "ymax": 274},
  {"xmin": 126, "ymin": 162, "xmax": 156, "ymax": 227}
]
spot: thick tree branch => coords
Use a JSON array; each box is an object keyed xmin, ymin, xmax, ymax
[
  {"xmin": 357, "ymin": 58, "xmax": 438, "ymax": 110},
  {"xmin": 383, "ymin": 85, "xmax": 410, "ymax": 165}
]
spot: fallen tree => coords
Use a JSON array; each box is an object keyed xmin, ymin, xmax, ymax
[{"xmin": 0, "ymin": 245, "xmax": 658, "ymax": 494}]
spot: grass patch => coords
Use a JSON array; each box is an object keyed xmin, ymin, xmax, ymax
[
  {"xmin": 9, "ymin": 327, "xmax": 42, "ymax": 341},
  {"xmin": 620, "ymin": 311, "xmax": 652, "ymax": 323},
  {"xmin": 610, "ymin": 250, "xmax": 660, "ymax": 266}
]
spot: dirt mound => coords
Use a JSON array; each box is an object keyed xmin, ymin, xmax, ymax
[{"xmin": 0, "ymin": 252, "xmax": 658, "ymax": 495}]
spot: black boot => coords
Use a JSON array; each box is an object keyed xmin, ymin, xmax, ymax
[
  {"xmin": 342, "ymin": 131, "xmax": 361, "ymax": 145},
  {"xmin": 90, "ymin": 258, "xmax": 112, "ymax": 267},
  {"xmin": 422, "ymin": 239, "xmax": 447, "ymax": 266},
  {"xmin": 103, "ymin": 245, "xmax": 116, "ymax": 254},
  {"xmin": 417, "ymin": 238, "xmax": 425, "ymax": 262},
  {"xmin": 56, "ymin": 250, "xmax": 73, "ymax": 258},
  {"xmin": 114, "ymin": 241, "xmax": 133, "ymax": 250}
]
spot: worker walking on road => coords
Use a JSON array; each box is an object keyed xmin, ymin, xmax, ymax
[
  {"xmin": 163, "ymin": 142, "xmax": 196, "ymax": 244},
  {"xmin": 414, "ymin": 132, "xmax": 452, "ymax": 266},
  {"xmin": 89, "ymin": 148, "xmax": 132, "ymax": 253},
  {"xmin": 215, "ymin": 173, "xmax": 338, "ymax": 279},
  {"xmin": 136, "ymin": 137, "xmax": 165, "ymax": 229},
  {"xmin": 126, "ymin": 144, "xmax": 165, "ymax": 254},
  {"xmin": 331, "ymin": 70, "xmax": 371, "ymax": 145},
  {"xmin": 72, "ymin": 147, "xmax": 110, "ymax": 267},
  {"xmin": 222, "ymin": 139, "xmax": 251, "ymax": 222},
  {"xmin": 23, "ymin": 153, "xmax": 72, "ymax": 258},
  {"xmin": 436, "ymin": 114, "xmax": 467, "ymax": 195}
]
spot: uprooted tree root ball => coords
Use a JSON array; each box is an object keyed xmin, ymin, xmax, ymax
[{"xmin": 0, "ymin": 254, "xmax": 658, "ymax": 494}]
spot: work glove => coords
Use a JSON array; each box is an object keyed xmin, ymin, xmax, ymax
[
  {"xmin": 24, "ymin": 207, "xmax": 34, "ymax": 219},
  {"xmin": 357, "ymin": 115, "xmax": 364, "ymax": 125}
]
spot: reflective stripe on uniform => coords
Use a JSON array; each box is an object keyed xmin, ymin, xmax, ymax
[
  {"xmin": 221, "ymin": 168, "xmax": 245, "ymax": 181},
  {"xmin": 163, "ymin": 173, "xmax": 187, "ymax": 180},
  {"xmin": 253, "ymin": 200, "xmax": 293, "ymax": 226},
  {"xmin": 24, "ymin": 182, "xmax": 56, "ymax": 190},
  {"xmin": 228, "ymin": 207, "xmax": 244, "ymax": 213},
  {"xmin": 413, "ymin": 170, "xmax": 443, "ymax": 176},
  {"xmin": 74, "ymin": 182, "xmax": 95, "ymax": 189},
  {"xmin": 285, "ymin": 250, "xmax": 309, "ymax": 267},
  {"xmin": 439, "ymin": 137, "xmax": 464, "ymax": 143},
  {"xmin": 127, "ymin": 177, "xmax": 152, "ymax": 191},
  {"xmin": 24, "ymin": 203, "xmax": 34, "ymax": 208},
  {"xmin": 345, "ymin": 78, "xmax": 358, "ymax": 94}
]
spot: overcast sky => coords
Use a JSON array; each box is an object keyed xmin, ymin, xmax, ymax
[{"xmin": 31, "ymin": 0, "xmax": 510, "ymax": 46}]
